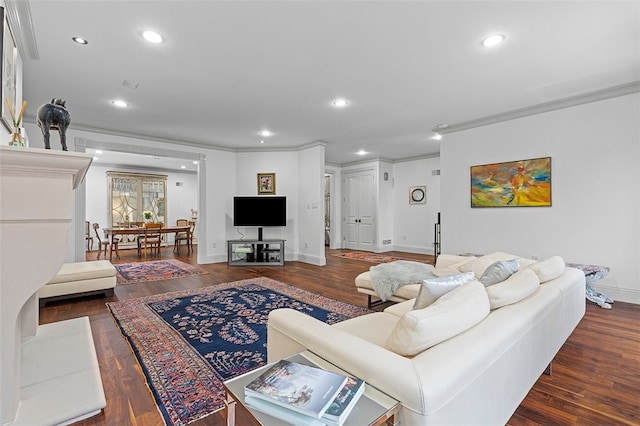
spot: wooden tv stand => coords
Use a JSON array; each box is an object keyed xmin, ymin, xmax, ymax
[{"xmin": 227, "ymin": 239, "xmax": 285, "ymax": 266}]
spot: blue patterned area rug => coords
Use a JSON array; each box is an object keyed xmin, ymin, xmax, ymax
[{"xmin": 107, "ymin": 277, "xmax": 371, "ymax": 426}]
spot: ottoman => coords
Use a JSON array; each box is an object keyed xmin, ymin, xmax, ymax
[{"xmin": 39, "ymin": 260, "xmax": 117, "ymax": 307}]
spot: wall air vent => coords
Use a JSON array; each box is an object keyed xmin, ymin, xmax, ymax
[
  {"xmin": 382, "ymin": 239, "xmax": 392, "ymax": 245},
  {"xmin": 432, "ymin": 169, "xmax": 441, "ymax": 176}
]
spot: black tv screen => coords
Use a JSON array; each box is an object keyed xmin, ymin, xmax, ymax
[{"xmin": 233, "ymin": 196, "xmax": 287, "ymax": 227}]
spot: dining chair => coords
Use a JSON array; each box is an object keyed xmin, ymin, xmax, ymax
[
  {"xmin": 174, "ymin": 219, "xmax": 191, "ymax": 253},
  {"xmin": 142, "ymin": 222, "xmax": 163, "ymax": 258},
  {"xmin": 93, "ymin": 223, "xmax": 120, "ymax": 259},
  {"xmin": 85, "ymin": 221, "xmax": 94, "ymax": 252}
]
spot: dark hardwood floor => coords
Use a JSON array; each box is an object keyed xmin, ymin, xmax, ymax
[{"xmin": 39, "ymin": 246, "xmax": 639, "ymax": 425}]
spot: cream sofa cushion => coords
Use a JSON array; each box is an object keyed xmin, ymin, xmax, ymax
[
  {"xmin": 433, "ymin": 255, "xmax": 477, "ymax": 277},
  {"xmin": 385, "ymin": 281, "xmax": 490, "ymax": 356},
  {"xmin": 458, "ymin": 252, "xmax": 520, "ymax": 278},
  {"xmin": 485, "ymin": 268, "xmax": 540, "ymax": 309},
  {"xmin": 527, "ymin": 256, "xmax": 565, "ymax": 283}
]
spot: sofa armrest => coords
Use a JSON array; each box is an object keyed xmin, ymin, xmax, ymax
[{"xmin": 267, "ymin": 308, "xmax": 424, "ymax": 413}]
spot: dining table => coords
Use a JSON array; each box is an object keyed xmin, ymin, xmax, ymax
[{"xmin": 103, "ymin": 225, "xmax": 191, "ymax": 261}]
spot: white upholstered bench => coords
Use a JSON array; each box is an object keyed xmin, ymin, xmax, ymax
[{"xmin": 39, "ymin": 260, "xmax": 117, "ymax": 307}]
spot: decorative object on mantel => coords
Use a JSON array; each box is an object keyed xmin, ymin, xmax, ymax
[
  {"xmin": 36, "ymin": 98, "xmax": 71, "ymax": 151},
  {"xmin": 470, "ymin": 157, "xmax": 551, "ymax": 207},
  {"xmin": 4, "ymin": 98, "xmax": 27, "ymax": 147}
]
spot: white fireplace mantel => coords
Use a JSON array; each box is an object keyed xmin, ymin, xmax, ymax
[{"xmin": 0, "ymin": 146, "xmax": 105, "ymax": 425}]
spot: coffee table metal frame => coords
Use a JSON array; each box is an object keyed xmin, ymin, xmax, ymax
[{"xmin": 223, "ymin": 351, "xmax": 399, "ymax": 426}]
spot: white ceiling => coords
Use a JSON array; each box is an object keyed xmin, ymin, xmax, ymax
[{"xmin": 15, "ymin": 1, "xmax": 640, "ymax": 170}]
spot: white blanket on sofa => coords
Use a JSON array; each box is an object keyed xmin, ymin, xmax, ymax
[{"xmin": 370, "ymin": 260, "xmax": 435, "ymax": 301}]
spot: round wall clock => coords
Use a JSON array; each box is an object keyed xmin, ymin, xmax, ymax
[{"xmin": 410, "ymin": 186, "xmax": 426, "ymax": 204}]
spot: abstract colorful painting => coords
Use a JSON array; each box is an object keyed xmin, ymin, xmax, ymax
[{"xmin": 470, "ymin": 157, "xmax": 551, "ymax": 207}]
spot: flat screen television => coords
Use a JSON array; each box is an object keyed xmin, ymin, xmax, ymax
[{"xmin": 233, "ymin": 196, "xmax": 287, "ymax": 227}]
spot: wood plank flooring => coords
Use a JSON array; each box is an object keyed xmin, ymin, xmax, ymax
[{"xmin": 38, "ymin": 247, "xmax": 639, "ymax": 425}]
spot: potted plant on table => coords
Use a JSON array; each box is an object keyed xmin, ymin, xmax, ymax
[{"xmin": 143, "ymin": 210, "xmax": 153, "ymax": 223}]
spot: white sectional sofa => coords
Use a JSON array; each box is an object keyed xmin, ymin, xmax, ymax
[{"xmin": 267, "ymin": 253, "xmax": 586, "ymax": 425}]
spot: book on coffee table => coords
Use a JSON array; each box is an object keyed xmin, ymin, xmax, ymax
[
  {"xmin": 244, "ymin": 359, "xmax": 347, "ymax": 419},
  {"xmin": 322, "ymin": 376, "xmax": 365, "ymax": 424},
  {"xmin": 245, "ymin": 375, "xmax": 365, "ymax": 425}
]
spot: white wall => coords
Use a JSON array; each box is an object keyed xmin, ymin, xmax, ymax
[
  {"xmin": 234, "ymin": 145, "xmax": 326, "ymax": 264},
  {"xmin": 298, "ymin": 145, "xmax": 326, "ymax": 265},
  {"xmin": 440, "ymin": 93, "xmax": 640, "ymax": 304},
  {"xmin": 377, "ymin": 161, "xmax": 394, "ymax": 252},
  {"xmin": 392, "ymin": 156, "xmax": 441, "ymax": 254}
]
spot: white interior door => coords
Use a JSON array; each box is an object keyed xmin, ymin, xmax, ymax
[{"xmin": 343, "ymin": 170, "xmax": 376, "ymax": 251}]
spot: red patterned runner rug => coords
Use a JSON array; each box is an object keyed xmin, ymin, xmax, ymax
[
  {"xmin": 333, "ymin": 251, "xmax": 434, "ymax": 264},
  {"xmin": 107, "ymin": 277, "xmax": 371, "ymax": 425},
  {"xmin": 115, "ymin": 259, "xmax": 208, "ymax": 285}
]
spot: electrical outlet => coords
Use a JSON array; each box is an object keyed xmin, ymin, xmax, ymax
[{"xmin": 212, "ymin": 242, "xmax": 217, "ymax": 248}]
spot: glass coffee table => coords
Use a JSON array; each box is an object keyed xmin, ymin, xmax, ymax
[{"xmin": 223, "ymin": 351, "xmax": 399, "ymax": 426}]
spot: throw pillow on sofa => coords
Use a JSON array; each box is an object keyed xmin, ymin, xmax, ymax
[
  {"xmin": 485, "ymin": 268, "xmax": 540, "ymax": 309},
  {"xmin": 458, "ymin": 251, "xmax": 522, "ymax": 278},
  {"xmin": 413, "ymin": 272, "xmax": 476, "ymax": 309},
  {"xmin": 526, "ymin": 256, "xmax": 565, "ymax": 283},
  {"xmin": 385, "ymin": 281, "xmax": 490, "ymax": 356},
  {"xmin": 479, "ymin": 258, "xmax": 520, "ymax": 286}
]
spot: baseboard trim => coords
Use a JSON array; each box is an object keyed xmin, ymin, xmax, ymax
[{"xmin": 591, "ymin": 283, "xmax": 640, "ymax": 305}]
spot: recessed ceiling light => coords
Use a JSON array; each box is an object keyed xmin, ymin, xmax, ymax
[
  {"xmin": 192, "ymin": 161, "xmax": 198, "ymax": 165},
  {"xmin": 332, "ymin": 98, "xmax": 349, "ymax": 107},
  {"xmin": 93, "ymin": 156, "xmax": 99, "ymax": 161},
  {"xmin": 482, "ymin": 34, "xmax": 505, "ymax": 47},
  {"xmin": 260, "ymin": 140, "xmax": 265, "ymax": 144},
  {"xmin": 72, "ymin": 36, "xmax": 88, "ymax": 45},
  {"xmin": 356, "ymin": 150, "xmax": 367, "ymax": 156},
  {"xmin": 95, "ymin": 150, "xmax": 103, "ymax": 154},
  {"xmin": 142, "ymin": 30, "xmax": 164, "ymax": 44},
  {"xmin": 112, "ymin": 100, "xmax": 128, "ymax": 108},
  {"xmin": 431, "ymin": 133, "xmax": 442, "ymax": 141},
  {"xmin": 180, "ymin": 165, "xmax": 186, "ymax": 169},
  {"xmin": 259, "ymin": 130, "xmax": 273, "ymax": 137}
]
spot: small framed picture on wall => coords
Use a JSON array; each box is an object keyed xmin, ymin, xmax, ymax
[{"xmin": 257, "ymin": 173, "xmax": 276, "ymax": 194}]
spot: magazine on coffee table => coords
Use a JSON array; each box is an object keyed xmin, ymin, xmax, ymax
[
  {"xmin": 244, "ymin": 359, "xmax": 347, "ymax": 418},
  {"xmin": 322, "ymin": 376, "xmax": 365, "ymax": 424},
  {"xmin": 246, "ymin": 375, "xmax": 366, "ymax": 425}
]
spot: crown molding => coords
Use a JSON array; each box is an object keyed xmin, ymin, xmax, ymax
[
  {"xmin": 434, "ymin": 81, "xmax": 640, "ymax": 135},
  {"xmin": 5, "ymin": 0, "xmax": 39, "ymax": 60}
]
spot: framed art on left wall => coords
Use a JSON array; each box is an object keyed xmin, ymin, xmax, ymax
[{"xmin": 0, "ymin": 6, "xmax": 17, "ymax": 132}]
